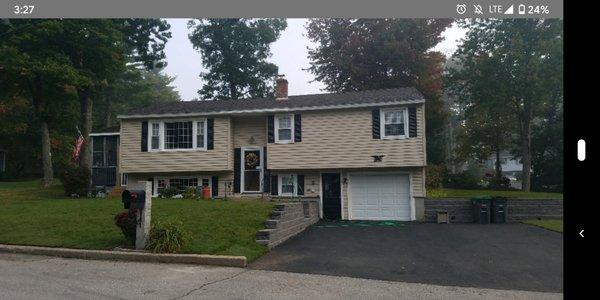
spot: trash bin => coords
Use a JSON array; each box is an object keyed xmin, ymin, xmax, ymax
[
  {"xmin": 472, "ymin": 196, "xmax": 491, "ymax": 224},
  {"xmin": 201, "ymin": 186, "xmax": 212, "ymax": 199},
  {"xmin": 491, "ymin": 196, "xmax": 507, "ymax": 223}
]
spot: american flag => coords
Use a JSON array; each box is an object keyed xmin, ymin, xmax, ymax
[{"xmin": 71, "ymin": 131, "xmax": 85, "ymax": 164}]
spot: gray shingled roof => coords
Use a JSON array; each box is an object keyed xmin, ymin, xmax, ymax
[{"xmin": 118, "ymin": 87, "xmax": 424, "ymax": 118}]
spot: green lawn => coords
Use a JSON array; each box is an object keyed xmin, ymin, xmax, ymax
[
  {"xmin": 0, "ymin": 180, "xmax": 274, "ymax": 261},
  {"xmin": 427, "ymin": 188, "xmax": 563, "ymax": 199},
  {"xmin": 522, "ymin": 219, "xmax": 563, "ymax": 233}
]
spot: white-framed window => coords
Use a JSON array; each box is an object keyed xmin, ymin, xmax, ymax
[
  {"xmin": 120, "ymin": 173, "xmax": 128, "ymax": 186},
  {"xmin": 380, "ymin": 108, "xmax": 408, "ymax": 139},
  {"xmin": 278, "ymin": 174, "xmax": 297, "ymax": 196},
  {"xmin": 153, "ymin": 176, "xmax": 212, "ymax": 197},
  {"xmin": 156, "ymin": 179, "xmax": 167, "ymax": 195},
  {"xmin": 151, "ymin": 123, "xmax": 160, "ymax": 150},
  {"xmin": 196, "ymin": 121, "xmax": 205, "ymax": 148},
  {"xmin": 275, "ymin": 114, "xmax": 294, "ymax": 143},
  {"xmin": 148, "ymin": 119, "xmax": 207, "ymax": 152}
]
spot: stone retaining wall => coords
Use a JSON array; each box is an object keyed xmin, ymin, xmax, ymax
[
  {"xmin": 424, "ymin": 198, "xmax": 563, "ymax": 223},
  {"xmin": 256, "ymin": 199, "xmax": 320, "ymax": 249}
]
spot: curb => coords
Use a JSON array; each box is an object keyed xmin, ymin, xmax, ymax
[{"xmin": 0, "ymin": 244, "xmax": 247, "ymax": 268}]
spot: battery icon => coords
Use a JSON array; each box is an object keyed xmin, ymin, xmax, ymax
[{"xmin": 518, "ymin": 4, "xmax": 526, "ymax": 14}]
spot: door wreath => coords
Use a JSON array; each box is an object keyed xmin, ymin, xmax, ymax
[{"xmin": 245, "ymin": 152, "xmax": 259, "ymax": 168}]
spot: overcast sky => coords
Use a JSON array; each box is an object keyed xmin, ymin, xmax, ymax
[{"xmin": 162, "ymin": 19, "xmax": 467, "ymax": 101}]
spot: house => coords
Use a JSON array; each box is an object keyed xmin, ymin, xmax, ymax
[
  {"xmin": 98, "ymin": 77, "xmax": 427, "ymax": 221},
  {"xmin": 484, "ymin": 150, "xmax": 523, "ymax": 189}
]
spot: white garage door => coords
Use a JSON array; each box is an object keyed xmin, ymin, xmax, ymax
[{"xmin": 349, "ymin": 173, "xmax": 411, "ymax": 221}]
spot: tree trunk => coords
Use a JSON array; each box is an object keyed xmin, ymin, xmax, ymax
[
  {"xmin": 32, "ymin": 74, "xmax": 53, "ymax": 188},
  {"xmin": 104, "ymin": 88, "xmax": 112, "ymax": 128},
  {"xmin": 78, "ymin": 89, "xmax": 93, "ymax": 173},
  {"xmin": 229, "ymin": 81, "xmax": 238, "ymax": 100},
  {"xmin": 520, "ymin": 101, "xmax": 533, "ymax": 192},
  {"xmin": 494, "ymin": 148, "xmax": 502, "ymax": 179},
  {"xmin": 40, "ymin": 121, "xmax": 53, "ymax": 188}
]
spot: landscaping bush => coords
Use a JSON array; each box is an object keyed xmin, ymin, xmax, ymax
[
  {"xmin": 182, "ymin": 186, "xmax": 197, "ymax": 199},
  {"xmin": 58, "ymin": 164, "xmax": 90, "ymax": 196},
  {"xmin": 146, "ymin": 220, "xmax": 190, "ymax": 253},
  {"xmin": 114, "ymin": 209, "xmax": 137, "ymax": 244},
  {"xmin": 443, "ymin": 170, "xmax": 482, "ymax": 189},
  {"xmin": 426, "ymin": 164, "xmax": 445, "ymax": 189},
  {"xmin": 159, "ymin": 187, "xmax": 178, "ymax": 198},
  {"xmin": 486, "ymin": 176, "xmax": 511, "ymax": 190}
]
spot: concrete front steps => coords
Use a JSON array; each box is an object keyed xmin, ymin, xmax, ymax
[{"xmin": 256, "ymin": 199, "xmax": 319, "ymax": 249}]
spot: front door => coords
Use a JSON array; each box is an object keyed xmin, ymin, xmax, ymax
[
  {"xmin": 322, "ymin": 173, "xmax": 341, "ymax": 220},
  {"xmin": 242, "ymin": 147, "xmax": 263, "ymax": 193}
]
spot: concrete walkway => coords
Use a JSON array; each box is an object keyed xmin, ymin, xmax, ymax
[{"xmin": 0, "ymin": 252, "xmax": 561, "ymax": 299}]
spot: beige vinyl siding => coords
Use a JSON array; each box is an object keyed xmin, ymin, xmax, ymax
[
  {"xmin": 268, "ymin": 105, "xmax": 426, "ymax": 170},
  {"xmin": 232, "ymin": 116, "xmax": 267, "ymax": 148},
  {"xmin": 119, "ymin": 117, "xmax": 231, "ymax": 173},
  {"xmin": 411, "ymin": 167, "xmax": 426, "ymax": 198}
]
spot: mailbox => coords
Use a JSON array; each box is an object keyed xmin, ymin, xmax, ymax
[{"xmin": 122, "ymin": 190, "xmax": 146, "ymax": 210}]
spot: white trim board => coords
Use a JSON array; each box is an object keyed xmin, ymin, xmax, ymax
[
  {"xmin": 89, "ymin": 132, "xmax": 120, "ymax": 137},
  {"xmin": 117, "ymin": 99, "xmax": 425, "ymax": 119}
]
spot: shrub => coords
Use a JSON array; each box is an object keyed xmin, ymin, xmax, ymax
[
  {"xmin": 182, "ymin": 186, "xmax": 197, "ymax": 199},
  {"xmin": 58, "ymin": 164, "xmax": 90, "ymax": 196},
  {"xmin": 159, "ymin": 187, "xmax": 178, "ymax": 198},
  {"xmin": 146, "ymin": 220, "xmax": 190, "ymax": 253},
  {"xmin": 486, "ymin": 176, "xmax": 511, "ymax": 190},
  {"xmin": 426, "ymin": 164, "xmax": 445, "ymax": 189},
  {"xmin": 114, "ymin": 209, "xmax": 137, "ymax": 244},
  {"xmin": 443, "ymin": 170, "xmax": 482, "ymax": 189}
]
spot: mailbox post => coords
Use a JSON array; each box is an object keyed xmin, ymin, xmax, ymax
[{"xmin": 135, "ymin": 181, "xmax": 152, "ymax": 250}]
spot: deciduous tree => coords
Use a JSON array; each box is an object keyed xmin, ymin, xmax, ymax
[{"xmin": 449, "ymin": 19, "xmax": 563, "ymax": 191}]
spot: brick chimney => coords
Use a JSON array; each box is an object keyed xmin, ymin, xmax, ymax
[{"xmin": 276, "ymin": 75, "xmax": 288, "ymax": 100}]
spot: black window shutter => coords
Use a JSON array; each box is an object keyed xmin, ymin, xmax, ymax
[
  {"xmin": 233, "ymin": 148, "xmax": 241, "ymax": 193},
  {"xmin": 408, "ymin": 107, "xmax": 417, "ymax": 137},
  {"xmin": 267, "ymin": 115, "xmax": 275, "ymax": 143},
  {"xmin": 372, "ymin": 109, "xmax": 380, "ymax": 139},
  {"xmin": 211, "ymin": 176, "xmax": 218, "ymax": 197},
  {"xmin": 207, "ymin": 118, "xmax": 214, "ymax": 150},
  {"xmin": 297, "ymin": 174, "xmax": 305, "ymax": 196},
  {"xmin": 141, "ymin": 121, "xmax": 148, "ymax": 152},
  {"xmin": 263, "ymin": 170, "xmax": 271, "ymax": 193},
  {"xmin": 270, "ymin": 175, "xmax": 278, "ymax": 196},
  {"xmin": 294, "ymin": 114, "xmax": 302, "ymax": 142}
]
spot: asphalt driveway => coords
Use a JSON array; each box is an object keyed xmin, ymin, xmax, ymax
[{"xmin": 250, "ymin": 221, "xmax": 563, "ymax": 293}]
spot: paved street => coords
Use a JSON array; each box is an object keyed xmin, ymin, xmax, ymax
[{"xmin": 0, "ymin": 252, "xmax": 561, "ymax": 299}]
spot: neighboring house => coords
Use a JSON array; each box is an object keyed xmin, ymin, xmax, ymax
[
  {"xmin": 99, "ymin": 78, "xmax": 427, "ymax": 221},
  {"xmin": 484, "ymin": 150, "xmax": 523, "ymax": 189}
]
